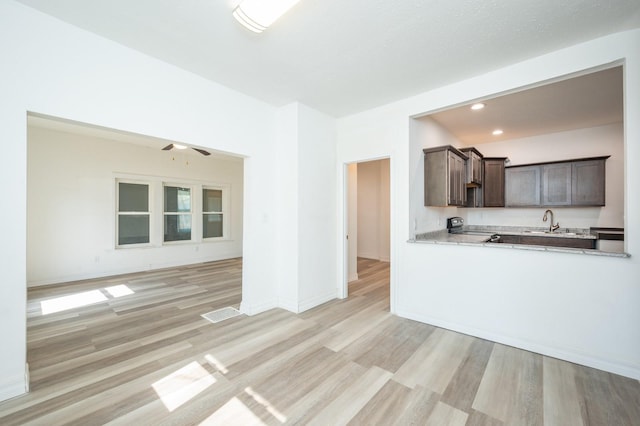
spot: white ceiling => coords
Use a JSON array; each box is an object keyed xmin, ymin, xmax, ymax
[
  {"xmin": 14, "ymin": 0, "xmax": 640, "ymax": 118},
  {"xmin": 27, "ymin": 113, "xmax": 244, "ymax": 160},
  {"xmin": 426, "ymin": 66, "xmax": 623, "ymax": 145}
]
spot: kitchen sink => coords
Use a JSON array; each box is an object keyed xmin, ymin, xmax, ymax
[{"xmin": 523, "ymin": 230, "xmax": 579, "ymax": 236}]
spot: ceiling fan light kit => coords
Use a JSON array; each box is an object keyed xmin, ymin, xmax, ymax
[{"xmin": 162, "ymin": 143, "xmax": 210, "ymax": 156}]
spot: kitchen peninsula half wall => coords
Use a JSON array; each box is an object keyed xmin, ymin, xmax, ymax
[{"xmin": 341, "ymin": 34, "xmax": 638, "ymax": 383}]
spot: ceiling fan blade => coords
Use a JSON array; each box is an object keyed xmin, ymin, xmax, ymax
[
  {"xmin": 192, "ymin": 148, "xmax": 211, "ymax": 156},
  {"xmin": 162, "ymin": 144, "xmax": 174, "ymax": 151}
]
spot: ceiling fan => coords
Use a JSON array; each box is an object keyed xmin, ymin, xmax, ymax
[{"xmin": 162, "ymin": 143, "xmax": 211, "ymax": 156}]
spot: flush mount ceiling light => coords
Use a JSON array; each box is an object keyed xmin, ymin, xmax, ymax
[
  {"xmin": 470, "ymin": 103, "xmax": 485, "ymax": 110},
  {"xmin": 492, "ymin": 129, "xmax": 504, "ymax": 136},
  {"xmin": 233, "ymin": 0, "xmax": 301, "ymax": 33}
]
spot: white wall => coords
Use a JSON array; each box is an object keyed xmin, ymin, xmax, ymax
[
  {"xmin": 409, "ymin": 117, "xmax": 462, "ymax": 234},
  {"xmin": 337, "ymin": 29, "xmax": 640, "ymax": 379},
  {"xmin": 27, "ymin": 125, "xmax": 244, "ymax": 286},
  {"xmin": 297, "ymin": 104, "xmax": 338, "ymax": 310},
  {"xmin": 275, "ymin": 103, "xmax": 338, "ymax": 312},
  {"xmin": 275, "ymin": 103, "xmax": 300, "ymax": 310},
  {"xmin": 357, "ymin": 159, "xmax": 390, "ymax": 261},
  {"xmin": 0, "ymin": 0, "xmax": 279, "ymax": 401}
]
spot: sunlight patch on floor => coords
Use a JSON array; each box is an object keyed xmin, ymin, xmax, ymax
[
  {"xmin": 199, "ymin": 397, "xmax": 267, "ymax": 425},
  {"xmin": 245, "ymin": 386, "xmax": 287, "ymax": 423},
  {"xmin": 205, "ymin": 354, "xmax": 229, "ymax": 374},
  {"xmin": 104, "ymin": 284, "xmax": 135, "ymax": 297},
  {"xmin": 39, "ymin": 284, "xmax": 136, "ymax": 315},
  {"xmin": 152, "ymin": 361, "xmax": 217, "ymax": 412},
  {"xmin": 40, "ymin": 290, "xmax": 108, "ymax": 315}
]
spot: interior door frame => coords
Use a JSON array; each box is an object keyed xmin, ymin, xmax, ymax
[{"xmin": 339, "ymin": 156, "xmax": 395, "ymax": 313}]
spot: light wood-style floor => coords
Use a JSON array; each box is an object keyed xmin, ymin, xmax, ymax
[{"xmin": 1, "ymin": 257, "xmax": 639, "ymax": 425}]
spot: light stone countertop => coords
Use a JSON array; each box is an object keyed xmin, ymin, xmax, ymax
[{"xmin": 411, "ymin": 228, "xmax": 629, "ymax": 258}]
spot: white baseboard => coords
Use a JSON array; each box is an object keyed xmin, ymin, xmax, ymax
[
  {"xmin": 28, "ymin": 253, "xmax": 243, "ymax": 287},
  {"xmin": 239, "ymin": 298, "xmax": 277, "ymax": 316},
  {"xmin": 348, "ymin": 272, "xmax": 359, "ymax": 282},
  {"xmin": 358, "ymin": 254, "xmax": 390, "ymax": 262},
  {"xmin": 357, "ymin": 253, "xmax": 378, "ymax": 261},
  {"xmin": 278, "ymin": 297, "xmax": 300, "ymax": 314},
  {"xmin": 0, "ymin": 372, "xmax": 27, "ymax": 403},
  {"xmin": 396, "ymin": 307, "xmax": 640, "ymax": 381},
  {"xmin": 298, "ymin": 290, "xmax": 337, "ymax": 313}
]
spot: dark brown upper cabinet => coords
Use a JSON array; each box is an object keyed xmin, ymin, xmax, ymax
[
  {"xmin": 423, "ymin": 145, "xmax": 468, "ymax": 207},
  {"xmin": 505, "ymin": 156, "xmax": 608, "ymax": 207},
  {"xmin": 483, "ymin": 158, "xmax": 507, "ymax": 207}
]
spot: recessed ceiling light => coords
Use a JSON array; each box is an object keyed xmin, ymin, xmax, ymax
[
  {"xmin": 492, "ymin": 129, "xmax": 504, "ymax": 136},
  {"xmin": 173, "ymin": 143, "xmax": 188, "ymax": 150},
  {"xmin": 233, "ymin": 0, "xmax": 301, "ymax": 33},
  {"xmin": 470, "ymin": 103, "xmax": 485, "ymax": 111}
]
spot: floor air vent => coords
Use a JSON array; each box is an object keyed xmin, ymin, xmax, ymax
[{"xmin": 201, "ymin": 307, "xmax": 243, "ymax": 324}]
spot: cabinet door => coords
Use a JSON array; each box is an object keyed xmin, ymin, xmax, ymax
[
  {"xmin": 447, "ymin": 151, "xmax": 466, "ymax": 206},
  {"xmin": 465, "ymin": 151, "xmax": 482, "ymax": 185},
  {"xmin": 447, "ymin": 151, "xmax": 456, "ymax": 205},
  {"xmin": 542, "ymin": 163, "xmax": 572, "ymax": 206},
  {"xmin": 424, "ymin": 149, "xmax": 448, "ymax": 206},
  {"xmin": 572, "ymin": 159, "xmax": 605, "ymax": 205},
  {"xmin": 457, "ymin": 154, "xmax": 466, "ymax": 206},
  {"xmin": 505, "ymin": 166, "xmax": 541, "ymax": 206},
  {"xmin": 472, "ymin": 153, "xmax": 482, "ymax": 184},
  {"xmin": 483, "ymin": 159, "xmax": 505, "ymax": 207}
]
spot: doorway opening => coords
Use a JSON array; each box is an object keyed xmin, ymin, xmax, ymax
[
  {"xmin": 25, "ymin": 113, "xmax": 245, "ymax": 391},
  {"xmin": 344, "ymin": 158, "xmax": 391, "ymax": 309}
]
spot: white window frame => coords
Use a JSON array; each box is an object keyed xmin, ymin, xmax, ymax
[
  {"xmin": 115, "ymin": 179, "xmax": 152, "ymax": 248},
  {"xmin": 202, "ymin": 185, "xmax": 230, "ymax": 241},
  {"xmin": 163, "ymin": 183, "xmax": 194, "ymax": 244},
  {"xmin": 114, "ymin": 175, "xmax": 232, "ymax": 248}
]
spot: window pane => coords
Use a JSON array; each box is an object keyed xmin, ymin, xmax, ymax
[
  {"xmin": 164, "ymin": 214, "xmax": 192, "ymax": 241},
  {"xmin": 203, "ymin": 189, "xmax": 223, "ymax": 212},
  {"xmin": 203, "ymin": 214, "xmax": 223, "ymax": 238},
  {"xmin": 164, "ymin": 186, "xmax": 191, "ymax": 212},
  {"xmin": 118, "ymin": 215, "xmax": 150, "ymax": 245},
  {"xmin": 119, "ymin": 183, "xmax": 148, "ymax": 212}
]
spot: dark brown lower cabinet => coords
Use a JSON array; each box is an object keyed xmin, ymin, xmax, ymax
[{"xmin": 493, "ymin": 234, "xmax": 596, "ymax": 249}]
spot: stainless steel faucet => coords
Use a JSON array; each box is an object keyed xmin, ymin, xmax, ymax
[{"xmin": 543, "ymin": 209, "xmax": 560, "ymax": 232}]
